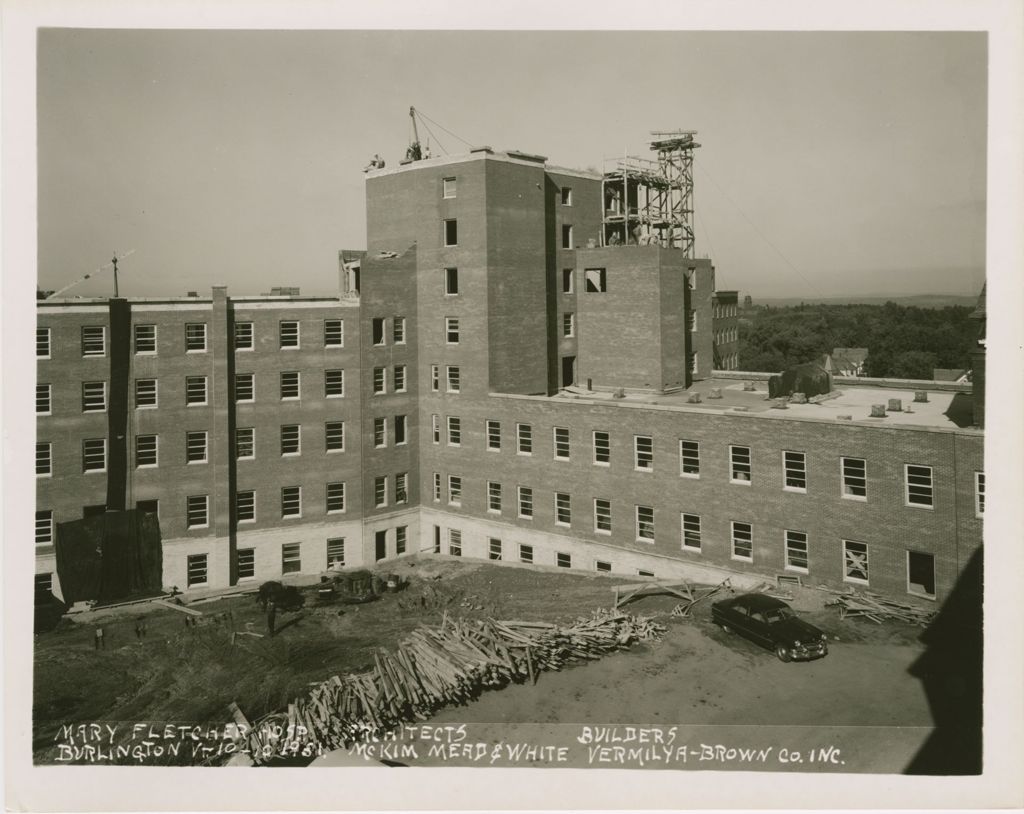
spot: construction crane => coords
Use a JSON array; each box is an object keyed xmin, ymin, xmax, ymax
[
  {"xmin": 45, "ymin": 250, "xmax": 136, "ymax": 299},
  {"xmin": 406, "ymin": 106, "xmax": 423, "ymax": 162}
]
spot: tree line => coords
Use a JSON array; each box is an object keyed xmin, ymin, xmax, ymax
[{"xmin": 737, "ymin": 302, "xmax": 980, "ymax": 380}]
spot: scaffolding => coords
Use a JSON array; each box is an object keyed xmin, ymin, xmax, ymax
[{"xmin": 601, "ymin": 130, "xmax": 699, "ymax": 256}]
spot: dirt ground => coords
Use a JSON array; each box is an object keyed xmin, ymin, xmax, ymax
[{"xmin": 33, "ymin": 557, "xmax": 932, "ymax": 767}]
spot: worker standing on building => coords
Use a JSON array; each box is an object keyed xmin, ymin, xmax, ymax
[{"xmin": 266, "ymin": 599, "xmax": 277, "ymax": 637}]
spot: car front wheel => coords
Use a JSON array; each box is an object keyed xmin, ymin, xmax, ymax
[{"xmin": 775, "ymin": 644, "xmax": 792, "ymax": 663}]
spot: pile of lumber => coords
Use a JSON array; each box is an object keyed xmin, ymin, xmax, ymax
[
  {"xmin": 238, "ymin": 609, "xmax": 664, "ymax": 763},
  {"xmin": 749, "ymin": 581, "xmax": 795, "ymax": 601},
  {"xmin": 670, "ymin": 578, "xmax": 733, "ymax": 617},
  {"xmin": 815, "ymin": 585, "xmax": 935, "ymax": 626}
]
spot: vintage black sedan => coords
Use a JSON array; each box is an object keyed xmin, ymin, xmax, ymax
[{"xmin": 711, "ymin": 593, "xmax": 829, "ymax": 662}]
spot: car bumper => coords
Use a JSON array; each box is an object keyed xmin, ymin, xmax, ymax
[{"xmin": 788, "ymin": 643, "xmax": 828, "ymax": 661}]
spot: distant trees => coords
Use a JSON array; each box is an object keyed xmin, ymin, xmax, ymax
[{"xmin": 738, "ymin": 303, "xmax": 977, "ymax": 379}]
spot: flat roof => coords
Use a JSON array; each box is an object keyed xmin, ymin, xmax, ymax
[
  {"xmin": 365, "ymin": 149, "xmax": 602, "ymax": 181},
  {"xmin": 549, "ymin": 377, "xmax": 977, "ymax": 432}
]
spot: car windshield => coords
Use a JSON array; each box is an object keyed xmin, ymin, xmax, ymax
[{"xmin": 764, "ymin": 607, "xmax": 795, "ymax": 623}]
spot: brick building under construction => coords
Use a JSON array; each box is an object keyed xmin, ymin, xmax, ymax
[{"xmin": 34, "ymin": 134, "xmax": 984, "ymax": 607}]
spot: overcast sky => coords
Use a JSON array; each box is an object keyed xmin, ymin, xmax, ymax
[{"xmin": 37, "ymin": 29, "xmax": 986, "ymax": 299}]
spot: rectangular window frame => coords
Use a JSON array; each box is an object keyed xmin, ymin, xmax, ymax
[
  {"xmin": 975, "ymin": 471, "xmax": 985, "ymax": 517},
  {"xmin": 784, "ymin": 529, "xmax": 809, "ymax": 573},
  {"xmin": 325, "ymin": 369, "xmax": 345, "ymax": 398},
  {"xmin": 517, "ymin": 486, "xmax": 534, "ymax": 519},
  {"xmin": 37, "ymin": 327, "xmax": 51, "ymax": 359},
  {"xmin": 448, "ymin": 475, "xmax": 462, "ymax": 507},
  {"xmin": 445, "ymin": 316, "xmax": 460, "ymax": 345},
  {"xmin": 279, "ymin": 320, "xmax": 300, "ymax": 349},
  {"xmin": 487, "ymin": 481, "xmax": 502, "ymax": 514},
  {"xmin": 373, "ymin": 417, "xmax": 387, "ymax": 449},
  {"xmin": 394, "ymin": 365, "xmax": 407, "ymax": 393},
  {"xmin": 594, "ymin": 498, "xmax": 612, "ymax": 534},
  {"xmin": 843, "ymin": 540, "xmax": 869, "ymax": 585},
  {"xmin": 730, "ymin": 445, "xmax": 752, "ymax": 484},
  {"xmin": 445, "ymin": 267, "xmax": 459, "ymax": 295},
  {"xmin": 324, "ymin": 319, "xmax": 344, "ymax": 347},
  {"xmin": 447, "ymin": 415, "xmax": 461, "ymax": 447},
  {"xmin": 634, "ymin": 435, "xmax": 653, "ymax": 471},
  {"xmin": 280, "ymin": 424, "xmax": 301, "ymax": 456},
  {"xmin": 135, "ymin": 378, "xmax": 157, "ymax": 409},
  {"xmin": 636, "ymin": 505, "xmax": 655, "ymax": 543},
  {"xmin": 553, "ymin": 427, "xmax": 570, "ymax": 460},
  {"xmin": 681, "ymin": 513, "xmax": 701, "ymax": 552},
  {"xmin": 35, "ymin": 510, "xmax": 54, "ymax": 545},
  {"xmin": 327, "ymin": 538, "xmax": 346, "ymax": 569},
  {"xmin": 783, "ymin": 450, "xmax": 807, "ymax": 492},
  {"xmin": 135, "ymin": 434, "xmax": 158, "ymax": 468},
  {"xmin": 235, "ymin": 373, "xmax": 255, "ymax": 403},
  {"xmin": 731, "ymin": 521, "xmax": 753, "ymax": 562},
  {"xmin": 36, "ymin": 442, "xmax": 53, "ymax": 477},
  {"xmin": 82, "ymin": 438, "xmax": 107, "ymax": 473},
  {"xmin": 187, "ymin": 554, "xmax": 209, "ymax": 586},
  {"xmin": 186, "ymin": 494, "xmax": 209, "ymax": 529},
  {"xmin": 82, "ymin": 381, "xmax": 107, "ymax": 413},
  {"xmin": 236, "ymin": 491, "xmax": 256, "ymax": 523},
  {"xmin": 905, "ymin": 464, "xmax": 934, "ymax": 509},
  {"xmin": 185, "ymin": 376, "xmax": 208, "ymax": 406},
  {"xmin": 134, "ymin": 324, "xmax": 157, "ymax": 354},
  {"xmin": 281, "ymin": 486, "xmax": 302, "ymax": 519},
  {"xmin": 446, "ymin": 365, "xmax": 461, "ymax": 393},
  {"xmin": 281, "ymin": 543, "xmax": 302, "ymax": 574},
  {"xmin": 325, "ymin": 421, "xmax": 345, "ymax": 452},
  {"xmin": 81, "ymin": 326, "xmax": 106, "ymax": 357},
  {"xmin": 280, "ymin": 370, "xmax": 301, "ymax": 401},
  {"xmin": 36, "ymin": 383, "xmax": 51, "ymax": 415},
  {"xmin": 443, "ymin": 218, "xmax": 458, "ymax": 247},
  {"xmin": 679, "ymin": 440, "xmax": 700, "ymax": 478},
  {"xmin": 555, "ymin": 492, "xmax": 572, "ymax": 527},
  {"xmin": 516, "ymin": 423, "xmax": 533, "ymax": 456},
  {"xmin": 326, "ymin": 481, "xmax": 347, "ymax": 514},
  {"xmin": 185, "ymin": 323, "xmax": 208, "ymax": 353},
  {"xmin": 235, "ymin": 322, "xmax": 254, "ymax": 351},
  {"xmin": 841, "ymin": 457, "xmax": 867, "ymax": 501},
  {"xmin": 487, "ymin": 420, "xmax": 501, "ymax": 451},
  {"xmin": 237, "ymin": 547, "xmax": 256, "ymax": 579}
]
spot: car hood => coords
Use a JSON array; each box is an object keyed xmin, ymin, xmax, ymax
[{"xmin": 771, "ymin": 617, "xmax": 824, "ymax": 645}]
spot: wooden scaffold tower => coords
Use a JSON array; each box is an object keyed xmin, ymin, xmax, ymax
[{"xmin": 601, "ymin": 130, "xmax": 700, "ymax": 256}]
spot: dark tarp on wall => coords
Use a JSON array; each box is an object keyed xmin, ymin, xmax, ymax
[
  {"xmin": 54, "ymin": 509, "xmax": 162, "ymax": 605},
  {"xmin": 768, "ymin": 362, "xmax": 834, "ymax": 400},
  {"xmin": 106, "ymin": 298, "xmax": 131, "ymax": 510}
]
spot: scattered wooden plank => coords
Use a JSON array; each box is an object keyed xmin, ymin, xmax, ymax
[{"xmin": 154, "ymin": 599, "xmax": 204, "ymax": 616}]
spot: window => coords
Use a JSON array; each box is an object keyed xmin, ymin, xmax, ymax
[
  {"xmin": 431, "ymin": 365, "xmax": 440, "ymax": 392},
  {"xmin": 636, "ymin": 505, "xmax": 654, "ymax": 542},
  {"xmin": 392, "ymin": 316, "xmax": 406, "ymax": 344},
  {"xmin": 843, "ymin": 540, "xmax": 869, "ymax": 584},
  {"xmin": 185, "ymin": 376, "xmax": 208, "ymax": 406},
  {"xmin": 282, "ymin": 543, "xmax": 302, "ymax": 574},
  {"xmin": 327, "ymin": 538, "xmax": 346, "ymax": 569},
  {"xmin": 634, "ymin": 436, "xmax": 653, "ymax": 471},
  {"xmin": 36, "ymin": 384, "xmax": 52, "ymax": 414},
  {"xmin": 448, "ymin": 475, "xmax": 462, "ymax": 506},
  {"xmin": 325, "ymin": 421, "xmax": 345, "ymax": 452},
  {"xmin": 487, "ymin": 481, "xmax": 502, "ymax": 513},
  {"xmin": 557, "ymin": 552, "xmax": 572, "ymax": 568},
  {"xmin": 82, "ymin": 326, "xmax": 106, "ymax": 356},
  {"xmin": 975, "ymin": 472, "xmax": 985, "ymax": 517},
  {"xmin": 325, "ymin": 369, "xmax": 345, "ymax": 397},
  {"xmin": 136, "ymin": 499, "xmax": 159, "ymax": 517},
  {"xmin": 783, "ymin": 451, "xmax": 807, "ymax": 491},
  {"xmin": 187, "ymin": 554, "xmax": 208, "ymax": 586},
  {"xmin": 432, "ymin": 472, "xmax": 442, "ymax": 502},
  {"xmin": 518, "ymin": 486, "xmax": 533, "ymax": 519},
  {"xmin": 443, "ymin": 177, "xmax": 456, "ymax": 198},
  {"xmin": 235, "ymin": 322, "xmax": 254, "ymax": 350},
  {"xmin": 237, "ymin": 491, "xmax": 255, "ymax": 523},
  {"xmin": 555, "ymin": 492, "xmax": 571, "ymax": 526},
  {"xmin": 594, "ymin": 498, "xmax": 611, "ymax": 533},
  {"xmin": 519, "ymin": 544, "xmax": 534, "ymax": 564},
  {"xmin": 489, "ymin": 538, "xmax": 503, "ymax": 561},
  {"xmin": 235, "ymin": 373, "xmax": 254, "ymax": 403},
  {"xmin": 785, "ymin": 530, "xmax": 809, "ymax": 572},
  {"xmin": 280, "ymin": 371, "xmax": 300, "ymax": 400},
  {"xmin": 395, "ymin": 415, "xmax": 408, "ymax": 445},
  {"xmin": 584, "ymin": 268, "xmax": 607, "ymax": 293},
  {"xmin": 36, "ymin": 573, "xmax": 54, "ymax": 594},
  {"xmin": 681, "ymin": 513, "xmax": 701, "ymax": 551},
  {"xmin": 371, "ymin": 366, "xmax": 386, "ymax": 395},
  {"xmin": 593, "ymin": 431, "xmax": 610, "ymax": 465},
  {"xmin": 134, "ymin": 325, "xmax": 157, "ymax": 354},
  {"xmin": 907, "ymin": 551, "xmax": 936, "ymax": 599},
  {"xmin": 326, "ymin": 482, "xmax": 346, "ymax": 513},
  {"xmin": 841, "ymin": 457, "xmax": 867, "ymax": 500},
  {"xmin": 394, "ymin": 365, "xmax": 407, "ymax": 393},
  {"xmin": 136, "ymin": 434, "xmax": 158, "ymax": 467},
  {"xmin": 687, "ymin": 310, "xmax": 697, "ymax": 332},
  {"xmin": 446, "ymin": 366, "xmax": 461, "ymax": 393},
  {"xmin": 431, "ymin": 414, "xmax": 441, "ymax": 444},
  {"xmin": 185, "ymin": 323, "xmax": 207, "ymax": 352},
  {"xmin": 372, "ymin": 317, "xmax": 385, "ymax": 346},
  {"xmin": 517, "ymin": 423, "xmax": 532, "ymax": 455},
  {"xmin": 237, "ymin": 548, "xmax": 255, "ymax": 579},
  {"xmin": 82, "ymin": 438, "xmax": 106, "ymax": 472},
  {"xmin": 82, "ymin": 381, "xmax": 107, "ymax": 412},
  {"xmin": 445, "ymin": 267, "xmax": 459, "ymax": 295},
  {"xmin": 562, "ymin": 224, "xmax": 573, "ymax": 249},
  {"xmin": 905, "ymin": 464, "xmax": 934, "ymax": 508},
  {"xmin": 445, "ymin": 317, "xmax": 460, "ymax": 344},
  {"xmin": 36, "ymin": 442, "xmax": 52, "ymax": 476},
  {"xmin": 443, "ymin": 219, "xmax": 458, "ymax": 247},
  {"xmin": 37, "ymin": 327, "xmax": 51, "ymax": 358},
  {"xmin": 553, "ymin": 427, "xmax": 570, "ymax": 460},
  {"xmin": 730, "ymin": 445, "xmax": 751, "ymax": 483},
  {"xmin": 395, "ymin": 526, "xmax": 407, "ymax": 555},
  {"xmin": 187, "ymin": 495, "xmax": 209, "ymax": 528},
  {"xmin": 280, "ymin": 321, "xmax": 299, "ymax": 348},
  {"xmin": 281, "ymin": 424, "xmax": 301, "ymax": 455},
  {"xmin": 448, "ymin": 529, "xmax": 462, "ymax": 557},
  {"xmin": 561, "ymin": 312, "xmax": 575, "ymax": 338},
  {"xmin": 374, "ymin": 417, "xmax": 387, "ymax": 448},
  {"xmin": 281, "ymin": 486, "xmax": 302, "ymax": 518},
  {"xmin": 135, "ymin": 379, "xmax": 157, "ymax": 408},
  {"xmin": 561, "ymin": 187, "xmax": 572, "ymax": 206},
  {"xmin": 375, "ymin": 531, "xmax": 387, "ymax": 562},
  {"xmin": 596, "ymin": 560, "xmax": 612, "ymax": 573},
  {"xmin": 324, "ymin": 319, "xmax": 344, "ymax": 347},
  {"xmin": 562, "ymin": 269, "xmax": 574, "ymax": 294},
  {"xmin": 731, "ymin": 521, "xmax": 753, "ymax": 561},
  {"xmin": 447, "ymin": 416, "xmax": 461, "ymax": 446},
  {"xmin": 487, "ymin": 420, "xmax": 501, "ymax": 451},
  {"xmin": 35, "ymin": 510, "xmax": 53, "ymax": 545},
  {"xmin": 395, "ymin": 473, "xmax": 408, "ymax": 504},
  {"xmin": 680, "ymin": 440, "xmax": 700, "ymax": 477},
  {"xmin": 689, "ymin": 353, "xmax": 699, "ymax": 375}
]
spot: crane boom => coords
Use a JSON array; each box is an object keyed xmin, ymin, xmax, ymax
[
  {"xmin": 46, "ymin": 249, "xmax": 137, "ymax": 299},
  {"xmin": 406, "ymin": 106, "xmax": 423, "ymax": 161}
]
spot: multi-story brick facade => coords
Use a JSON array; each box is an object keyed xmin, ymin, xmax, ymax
[{"xmin": 35, "ymin": 147, "xmax": 983, "ymax": 606}]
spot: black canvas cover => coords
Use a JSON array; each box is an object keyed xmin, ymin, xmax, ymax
[
  {"xmin": 768, "ymin": 362, "xmax": 833, "ymax": 400},
  {"xmin": 54, "ymin": 509, "xmax": 163, "ymax": 605}
]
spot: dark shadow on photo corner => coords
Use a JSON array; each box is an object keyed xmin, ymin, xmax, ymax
[{"xmin": 904, "ymin": 545, "xmax": 983, "ymax": 775}]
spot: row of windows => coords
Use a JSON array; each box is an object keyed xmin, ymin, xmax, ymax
[
  {"xmin": 36, "ymin": 320, "xmax": 348, "ymax": 359},
  {"xmin": 185, "ymin": 535, "xmax": 358, "ymax": 586},
  {"xmin": 713, "ymin": 303, "xmax": 738, "ymax": 319},
  {"xmin": 714, "ymin": 328, "xmax": 738, "ymax": 345},
  {"xmin": 434, "ymin": 527, "xmax": 613, "ymax": 572},
  {"xmin": 716, "ymin": 353, "xmax": 739, "ymax": 371}
]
